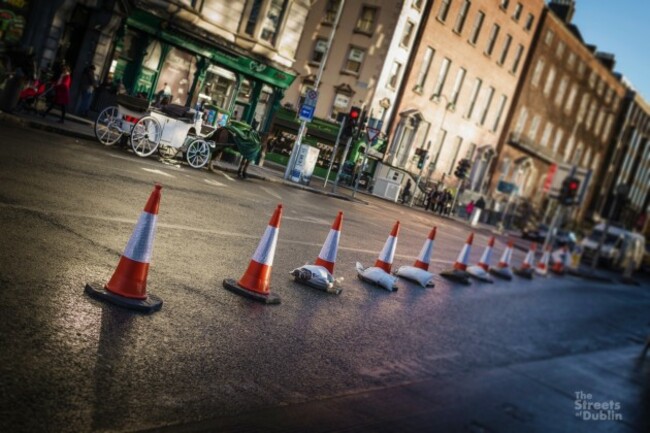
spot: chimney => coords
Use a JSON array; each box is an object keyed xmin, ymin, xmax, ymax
[
  {"xmin": 596, "ymin": 52, "xmax": 616, "ymax": 71},
  {"xmin": 548, "ymin": 0, "xmax": 576, "ymax": 24}
]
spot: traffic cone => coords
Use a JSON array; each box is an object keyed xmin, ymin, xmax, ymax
[
  {"xmin": 374, "ymin": 221, "xmax": 400, "ymax": 273},
  {"xmin": 535, "ymin": 245, "xmax": 551, "ymax": 276},
  {"xmin": 85, "ymin": 184, "xmax": 163, "ymax": 313},
  {"xmin": 514, "ymin": 242, "xmax": 537, "ymax": 279},
  {"xmin": 223, "ymin": 204, "xmax": 282, "ymax": 304},
  {"xmin": 468, "ymin": 236, "xmax": 495, "ymax": 282},
  {"xmin": 314, "ymin": 211, "xmax": 343, "ymax": 274},
  {"xmin": 490, "ymin": 239, "xmax": 514, "ymax": 280},
  {"xmin": 440, "ymin": 233, "xmax": 474, "ymax": 284},
  {"xmin": 395, "ymin": 227, "xmax": 437, "ymax": 288},
  {"xmin": 414, "ymin": 226, "xmax": 437, "ymax": 271},
  {"xmin": 551, "ymin": 246, "xmax": 567, "ymax": 275}
]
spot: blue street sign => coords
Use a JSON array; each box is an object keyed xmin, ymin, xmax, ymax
[{"xmin": 298, "ymin": 104, "xmax": 315, "ymax": 122}]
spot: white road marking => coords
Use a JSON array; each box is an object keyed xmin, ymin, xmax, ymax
[
  {"xmin": 204, "ymin": 178, "xmax": 225, "ymax": 187},
  {"xmin": 142, "ymin": 168, "xmax": 174, "ymax": 178},
  {"xmin": 260, "ymin": 186, "xmax": 282, "ymax": 200},
  {"xmin": 219, "ymin": 171, "xmax": 235, "ymax": 182}
]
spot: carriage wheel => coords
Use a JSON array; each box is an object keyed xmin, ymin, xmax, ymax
[
  {"xmin": 130, "ymin": 116, "xmax": 161, "ymax": 157},
  {"xmin": 94, "ymin": 106, "xmax": 122, "ymax": 146},
  {"xmin": 186, "ymin": 139, "xmax": 211, "ymax": 169}
]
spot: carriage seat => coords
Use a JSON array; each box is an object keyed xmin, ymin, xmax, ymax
[{"xmin": 159, "ymin": 103, "xmax": 196, "ymax": 121}]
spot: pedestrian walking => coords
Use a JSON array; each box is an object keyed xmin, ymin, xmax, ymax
[
  {"xmin": 41, "ymin": 65, "xmax": 71, "ymax": 123},
  {"xmin": 465, "ymin": 200, "xmax": 475, "ymax": 221},
  {"xmin": 401, "ymin": 179, "xmax": 412, "ymax": 204},
  {"xmin": 77, "ymin": 64, "xmax": 97, "ymax": 117}
]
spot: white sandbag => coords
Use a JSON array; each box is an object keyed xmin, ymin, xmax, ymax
[
  {"xmin": 290, "ymin": 264, "xmax": 342, "ymax": 294},
  {"xmin": 395, "ymin": 265, "xmax": 435, "ymax": 287},
  {"xmin": 467, "ymin": 265, "xmax": 494, "ymax": 283},
  {"xmin": 355, "ymin": 262, "xmax": 398, "ymax": 291}
]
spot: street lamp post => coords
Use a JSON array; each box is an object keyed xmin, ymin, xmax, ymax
[{"xmin": 284, "ymin": 0, "xmax": 345, "ymax": 180}]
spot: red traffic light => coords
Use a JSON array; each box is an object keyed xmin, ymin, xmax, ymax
[
  {"xmin": 349, "ymin": 106, "xmax": 361, "ymax": 120},
  {"xmin": 569, "ymin": 181, "xmax": 579, "ymax": 190}
]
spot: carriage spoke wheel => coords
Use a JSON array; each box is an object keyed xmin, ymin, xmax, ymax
[
  {"xmin": 130, "ymin": 116, "xmax": 161, "ymax": 157},
  {"xmin": 94, "ymin": 106, "xmax": 122, "ymax": 146},
  {"xmin": 186, "ymin": 139, "xmax": 211, "ymax": 168}
]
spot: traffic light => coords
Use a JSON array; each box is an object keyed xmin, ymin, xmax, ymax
[
  {"xmin": 454, "ymin": 158, "xmax": 471, "ymax": 179},
  {"xmin": 559, "ymin": 176, "xmax": 580, "ymax": 205},
  {"xmin": 343, "ymin": 106, "xmax": 362, "ymax": 138},
  {"xmin": 417, "ymin": 150, "xmax": 428, "ymax": 169}
]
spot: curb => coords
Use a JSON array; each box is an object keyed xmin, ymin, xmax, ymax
[{"xmin": 0, "ymin": 111, "xmax": 95, "ymax": 142}]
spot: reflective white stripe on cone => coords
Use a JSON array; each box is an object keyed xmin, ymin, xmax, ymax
[
  {"xmin": 314, "ymin": 212, "xmax": 343, "ymax": 275},
  {"xmin": 440, "ymin": 233, "xmax": 473, "ymax": 284},
  {"xmin": 535, "ymin": 246, "xmax": 551, "ymax": 276},
  {"xmin": 468, "ymin": 237, "xmax": 494, "ymax": 282},
  {"xmin": 490, "ymin": 240, "xmax": 514, "ymax": 280},
  {"xmin": 374, "ymin": 221, "xmax": 400, "ymax": 273}
]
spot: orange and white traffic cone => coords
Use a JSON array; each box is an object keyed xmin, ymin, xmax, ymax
[
  {"xmin": 490, "ymin": 239, "xmax": 514, "ymax": 280},
  {"xmin": 514, "ymin": 242, "xmax": 537, "ymax": 279},
  {"xmin": 535, "ymin": 245, "xmax": 551, "ymax": 276},
  {"xmin": 291, "ymin": 212, "xmax": 343, "ymax": 294},
  {"xmin": 414, "ymin": 226, "xmax": 437, "ymax": 271},
  {"xmin": 374, "ymin": 221, "xmax": 400, "ymax": 273},
  {"xmin": 395, "ymin": 226, "xmax": 437, "ymax": 288},
  {"xmin": 223, "ymin": 204, "xmax": 282, "ymax": 304},
  {"xmin": 314, "ymin": 211, "xmax": 343, "ymax": 274},
  {"xmin": 440, "ymin": 233, "xmax": 474, "ymax": 284},
  {"xmin": 85, "ymin": 184, "xmax": 163, "ymax": 313},
  {"xmin": 551, "ymin": 246, "xmax": 567, "ymax": 275},
  {"xmin": 468, "ymin": 236, "xmax": 495, "ymax": 282}
]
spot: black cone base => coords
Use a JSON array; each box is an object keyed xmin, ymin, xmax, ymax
[
  {"xmin": 513, "ymin": 268, "xmax": 534, "ymax": 279},
  {"xmin": 85, "ymin": 283, "xmax": 163, "ymax": 313},
  {"xmin": 489, "ymin": 267, "xmax": 513, "ymax": 280},
  {"xmin": 440, "ymin": 269, "xmax": 471, "ymax": 285},
  {"xmin": 223, "ymin": 278, "xmax": 281, "ymax": 304}
]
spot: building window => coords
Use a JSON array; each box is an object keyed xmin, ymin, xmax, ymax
[
  {"xmin": 544, "ymin": 30, "xmax": 554, "ymax": 45},
  {"xmin": 479, "ymin": 85, "xmax": 495, "ymax": 125},
  {"xmin": 602, "ymin": 114, "xmax": 614, "ymax": 142},
  {"xmin": 323, "ymin": 0, "xmax": 342, "ymax": 24},
  {"xmin": 343, "ymin": 46, "xmax": 365, "ymax": 74},
  {"xmin": 556, "ymin": 41, "xmax": 565, "ymax": 59},
  {"xmin": 577, "ymin": 60, "xmax": 586, "ymax": 78},
  {"xmin": 454, "ymin": 0, "xmax": 471, "ymax": 33},
  {"xmin": 448, "ymin": 136, "xmax": 464, "ymax": 174},
  {"xmin": 331, "ymin": 92, "xmax": 350, "ymax": 119},
  {"xmin": 413, "ymin": 46, "xmax": 435, "ymax": 92},
  {"xmin": 412, "ymin": 0, "xmax": 424, "ymax": 10},
  {"xmin": 543, "ymin": 66, "xmax": 556, "ymax": 96},
  {"xmin": 432, "ymin": 57, "xmax": 452, "ymax": 98},
  {"xmin": 554, "ymin": 75, "xmax": 568, "ymax": 106},
  {"xmin": 605, "ymin": 87, "xmax": 614, "ymax": 104},
  {"xmin": 594, "ymin": 109, "xmax": 606, "ymax": 136},
  {"xmin": 259, "ymin": 0, "xmax": 289, "ymax": 44},
  {"xmin": 245, "ymin": 0, "xmax": 264, "ymax": 36},
  {"xmin": 355, "ymin": 6, "xmax": 378, "ymax": 34},
  {"xmin": 387, "ymin": 61, "xmax": 402, "ymax": 89},
  {"xmin": 597, "ymin": 79, "xmax": 605, "ymax": 96},
  {"xmin": 498, "ymin": 34, "xmax": 512, "ymax": 65},
  {"xmin": 468, "ymin": 11, "xmax": 485, "ymax": 44},
  {"xmin": 531, "ymin": 58, "xmax": 545, "ymax": 87},
  {"xmin": 511, "ymin": 44, "xmax": 523, "ymax": 73},
  {"xmin": 485, "ymin": 24, "xmax": 500, "ymax": 56},
  {"xmin": 567, "ymin": 52, "xmax": 576, "ymax": 70},
  {"xmin": 512, "ymin": 2, "xmax": 523, "ymax": 21},
  {"xmin": 311, "ymin": 38, "xmax": 328, "ymax": 63},
  {"xmin": 529, "ymin": 114, "xmax": 541, "ymax": 141},
  {"xmin": 500, "ymin": 0, "xmax": 509, "ymax": 10},
  {"xmin": 438, "ymin": 0, "xmax": 452, "ymax": 22},
  {"xmin": 585, "ymin": 101, "xmax": 597, "ymax": 130},
  {"xmin": 564, "ymin": 84, "xmax": 578, "ymax": 114},
  {"xmin": 524, "ymin": 13, "xmax": 534, "ymax": 31},
  {"xmin": 514, "ymin": 106, "xmax": 528, "ymax": 135},
  {"xmin": 401, "ymin": 21, "xmax": 415, "ymax": 47},
  {"xmin": 492, "ymin": 94, "xmax": 507, "ymax": 132},
  {"xmin": 450, "ymin": 67, "xmax": 467, "ymax": 105},
  {"xmin": 540, "ymin": 122, "xmax": 553, "ymax": 147},
  {"xmin": 465, "ymin": 77, "xmax": 482, "ymax": 118},
  {"xmin": 551, "ymin": 128, "xmax": 564, "ymax": 154},
  {"xmin": 578, "ymin": 93, "xmax": 590, "ymax": 121},
  {"xmin": 588, "ymin": 70, "xmax": 597, "ymax": 88}
]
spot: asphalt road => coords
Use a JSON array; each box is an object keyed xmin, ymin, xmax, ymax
[{"xmin": 0, "ymin": 123, "xmax": 649, "ymax": 433}]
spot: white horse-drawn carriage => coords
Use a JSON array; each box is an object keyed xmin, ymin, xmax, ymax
[{"xmin": 94, "ymin": 95, "xmax": 218, "ymax": 168}]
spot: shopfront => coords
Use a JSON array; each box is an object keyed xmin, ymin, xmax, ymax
[
  {"xmin": 0, "ymin": 0, "xmax": 29, "ymax": 51},
  {"xmin": 107, "ymin": 9, "xmax": 295, "ymax": 133}
]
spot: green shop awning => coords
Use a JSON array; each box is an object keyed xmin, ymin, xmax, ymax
[
  {"xmin": 272, "ymin": 107, "xmax": 341, "ymax": 143},
  {"xmin": 126, "ymin": 9, "xmax": 296, "ymax": 89}
]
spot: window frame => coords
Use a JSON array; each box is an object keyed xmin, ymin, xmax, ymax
[
  {"xmin": 342, "ymin": 46, "xmax": 366, "ymax": 75},
  {"xmin": 498, "ymin": 34, "xmax": 512, "ymax": 65},
  {"xmin": 400, "ymin": 20, "xmax": 416, "ymax": 47},
  {"xmin": 438, "ymin": 0, "xmax": 453, "ymax": 23},
  {"xmin": 355, "ymin": 5, "xmax": 379, "ymax": 35},
  {"xmin": 484, "ymin": 23, "xmax": 500, "ymax": 56},
  {"xmin": 413, "ymin": 46, "xmax": 435, "ymax": 92},
  {"xmin": 454, "ymin": 0, "xmax": 471, "ymax": 34},
  {"xmin": 468, "ymin": 10, "xmax": 485, "ymax": 45},
  {"xmin": 431, "ymin": 57, "xmax": 452, "ymax": 99}
]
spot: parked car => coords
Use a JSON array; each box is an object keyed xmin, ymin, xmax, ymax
[
  {"xmin": 521, "ymin": 224, "xmax": 576, "ymax": 248},
  {"xmin": 580, "ymin": 224, "xmax": 646, "ymax": 270}
]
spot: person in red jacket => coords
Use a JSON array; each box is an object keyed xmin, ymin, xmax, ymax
[{"xmin": 42, "ymin": 65, "xmax": 71, "ymax": 123}]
